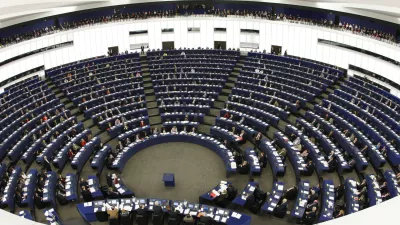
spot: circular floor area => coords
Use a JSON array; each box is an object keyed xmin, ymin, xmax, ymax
[{"xmin": 120, "ymin": 142, "xmax": 228, "ymax": 202}]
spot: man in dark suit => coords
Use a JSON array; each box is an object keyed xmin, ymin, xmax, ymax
[
  {"xmin": 57, "ymin": 180, "xmax": 66, "ymax": 194},
  {"xmin": 197, "ymin": 213, "xmax": 213, "ymax": 225},
  {"xmin": 273, "ymin": 198, "xmax": 288, "ymax": 218},
  {"xmin": 253, "ymin": 184, "xmax": 266, "ymax": 203},
  {"xmin": 136, "ymin": 204, "xmax": 148, "ymax": 225},
  {"xmin": 34, "ymin": 192, "xmax": 45, "ymax": 209},
  {"xmin": 81, "ymin": 186, "xmax": 93, "ymax": 202},
  {"xmin": 304, "ymin": 160, "xmax": 314, "ymax": 176},
  {"xmin": 107, "ymin": 187, "xmax": 119, "ymax": 199},
  {"xmin": 302, "ymin": 206, "xmax": 317, "ymax": 225},
  {"xmin": 152, "ymin": 201, "xmax": 164, "ymax": 225},
  {"xmin": 226, "ymin": 184, "xmax": 237, "ymax": 201},
  {"xmin": 237, "ymin": 161, "xmax": 249, "ymax": 174},
  {"xmin": 79, "ymin": 178, "xmax": 89, "ymax": 189},
  {"xmin": 308, "ymin": 190, "xmax": 318, "ymax": 204},
  {"xmin": 306, "ymin": 200, "xmax": 318, "ymax": 212},
  {"xmin": 284, "ymin": 186, "xmax": 298, "ymax": 200},
  {"xmin": 42, "ymin": 156, "xmax": 52, "ymax": 172},
  {"xmin": 167, "ymin": 208, "xmax": 180, "ymax": 225}
]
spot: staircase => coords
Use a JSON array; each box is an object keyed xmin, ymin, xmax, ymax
[
  {"xmin": 197, "ymin": 54, "xmax": 246, "ymax": 135},
  {"xmin": 140, "ymin": 55, "xmax": 161, "ymax": 128}
]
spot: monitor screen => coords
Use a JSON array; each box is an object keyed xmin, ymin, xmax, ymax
[{"xmin": 139, "ymin": 199, "xmax": 145, "ymax": 204}]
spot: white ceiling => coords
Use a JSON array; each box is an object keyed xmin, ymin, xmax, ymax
[{"xmin": 0, "ymin": 0, "xmax": 399, "ymax": 29}]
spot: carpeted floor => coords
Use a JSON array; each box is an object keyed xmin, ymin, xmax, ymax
[{"xmin": 119, "ymin": 142, "xmax": 294, "ymax": 225}]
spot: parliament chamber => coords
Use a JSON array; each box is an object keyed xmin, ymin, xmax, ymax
[{"xmin": 0, "ymin": 1, "xmax": 400, "ymax": 225}]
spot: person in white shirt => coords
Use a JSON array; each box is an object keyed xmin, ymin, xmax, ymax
[
  {"xmin": 171, "ymin": 126, "xmax": 178, "ymax": 134},
  {"xmin": 189, "ymin": 127, "xmax": 196, "ymax": 135},
  {"xmin": 180, "ymin": 126, "xmax": 188, "ymax": 134}
]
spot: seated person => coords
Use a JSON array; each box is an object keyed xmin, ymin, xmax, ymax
[
  {"xmin": 308, "ymin": 189, "xmax": 318, "ymax": 204},
  {"xmin": 258, "ymin": 152, "xmax": 267, "ymax": 168},
  {"xmin": 67, "ymin": 149, "xmax": 75, "ymax": 161},
  {"xmin": 303, "ymin": 160, "xmax": 314, "ymax": 176},
  {"xmin": 306, "ymin": 200, "xmax": 318, "ymax": 212},
  {"xmin": 79, "ymin": 178, "xmax": 89, "ymax": 189},
  {"xmin": 302, "ymin": 207, "xmax": 317, "ymax": 225},
  {"xmin": 136, "ymin": 204, "xmax": 148, "ymax": 225},
  {"xmin": 284, "ymin": 186, "xmax": 298, "ymax": 200},
  {"xmin": 253, "ymin": 184, "xmax": 266, "ymax": 203},
  {"xmin": 182, "ymin": 214, "xmax": 194, "ymax": 225},
  {"xmin": 56, "ymin": 180, "xmax": 66, "ymax": 194},
  {"xmin": 197, "ymin": 212, "xmax": 213, "ymax": 225},
  {"xmin": 81, "ymin": 186, "xmax": 93, "ymax": 202},
  {"xmin": 357, "ymin": 179, "xmax": 367, "ymax": 190},
  {"xmin": 107, "ymin": 187, "xmax": 119, "ymax": 199},
  {"xmin": 236, "ymin": 130, "xmax": 246, "ymax": 144},
  {"xmin": 152, "ymin": 201, "xmax": 164, "ymax": 225},
  {"xmin": 167, "ymin": 207, "xmax": 180, "ymax": 225},
  {"xmin": 278, "ymin": 148, "xmax": 287, "ymax": 162},
  {"xmin": 273, "ymin": 198, "xmax": 288, "ymax": 218},
  {"xmin": 171, "ymin": 126, "xmax": 178, "ymax": 134},
  {"xmin": 237, "ymin": 161, "xmax": 249, "ymax": 174}
]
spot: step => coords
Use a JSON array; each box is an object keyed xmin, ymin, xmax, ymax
[
  {"xmin": 65, "ymin": 102, "xmax": 74, "ymax": 109},
  {"xmin": 144, "ymin": 89, "xmax": 155, "ymax": 94},
  {"xmin": 221, "ymin": 89, "xmax": 232, "ymax": 95},
  {"xmin": 145, "ymin": 95, "xmax": 156, "ymax": 101},
  {"xmin": 146, "ymin": 101, "xmax": 158, "ymax": 108},
  {"xmin": 209, "ymin": 108, "xmax": 220, "ymax": 117},
  {"xmin": 204, "ymin": 116, "xmax": 216, "ymax": 125},
  {"xmin": 213, "ymin": 101, "xmax": 225, "ymax": 109},
  {"xmin": 83, "ymin": 119, "xmax": 94, "ymax": 128},
  {"xmin": 149, "ymin": 116, "xmax": 162, "ymax": 125},
  {"xmin": 144, "ymin": 83, "xmax": 153, "ymax": 88},
  {"xmin": 148, "ymin": 108, "xmax": 159, "ymax": 116},
  {"xmin": 198, "ymin": 124, "xmax": 211, "ymax": 135},
  {"xmin": 70, "ymin": 108, "xmax": 81, "ymax": 115},
  {"xmin": 217, "ymin": 95, "xmax": 228, "ymax": 102}
]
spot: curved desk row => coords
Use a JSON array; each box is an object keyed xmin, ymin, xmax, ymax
[
  {"xmin": 76, "ymin": 197, "xmax": 250, "ymax": 225},
  {"xmin": 161, "ymin": 112, "xmax": 204, "ymax": 123},
  {"xmin": 111, "ymin": 133, "xmax": 236, "ymax": 177},
  {"xmin": 21, "ymin": 169, "xmax": 38, "ymax": 210}
]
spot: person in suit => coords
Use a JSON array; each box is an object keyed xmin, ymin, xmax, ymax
[
  {"xmin": 306, "ymin": 200, "xmax": 318, "ymax": 212},
  {"xmin": 81, "ymin": 186, "xmax": 93, "ymax": 202},
  {"xmin": 302, "ymin": 206, "xmax": 317, "ymax": 225},
  {"xmin": 107, "ymin": 187, "xmax": 119, "ymax": 199},
  {"xmin": 42, "ymin": 156, "xmax": 52, "ymax": 172},
  {"xmin": 233, "ymin": 151, "xmax": 243, "ymax": 165},
  {"xmin": 237, "ymin": 161, "xmax": 249, "ymax": 174},
  {"xmin": 258, "ymin": 152, "xmax": 267, "ymax": 168},
  {"xmin": 79, "ymin": 178, "xmax": 89, "ymax": 189},
  {"xmin": 167, "ymin": 208, "xmax": 180, "ymax": 225},
  {"xmin": 15, "ymin": 191, "xmax": 24, "ymax": 207},
  {"xmin": 254, "ymin": 132, "xmax": 262, "ymax": 147},
  {"xmin": 34, "ymin": 192, "xmax": 45, "ymax": 209},
  {"xmin": 308, "ymin": 189, "xmax": 318, "ymax": 204},
  {"xmin": 303, "ymin": 160, "xmax": 314, "ymax": 176},
  {"xmin": 106, "ymin": 173, "xmax": 114, "ymax": 187},
  {"xmin": 253, "ymin": 184, "xmax": 266, "ymax": 203},
  {"xmin": 152, "ymin": 201, "xmax": 164, "ymax": 225},
  {"xmin": 284, "ymin": 186, "xmax": 298, "ymax": 200},
  {"xmin": 136, "ymin": 204, "xmax": 148, "ymax": 225},
  {"xmin": 57, "ymin": 190, "xmax": 68, "ymax": 206},
  {"xmin": 56, "ymin": 180, "xmax": 66, "ymax": 194},
  {"xmin": 273, "ymin": 198, "xmax": 288, "ymax": 218},
  {"xmin": 226, "ymin": 184, "xmax": 237, "ymax": 201},
  {"xmin": 197, "ymin": 212, "xmax": 213, "ymax": 225}
]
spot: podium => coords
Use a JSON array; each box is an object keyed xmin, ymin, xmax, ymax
[{"xmin": 162, "ymin": 173, "xmax": 175, "ymax": 187}]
